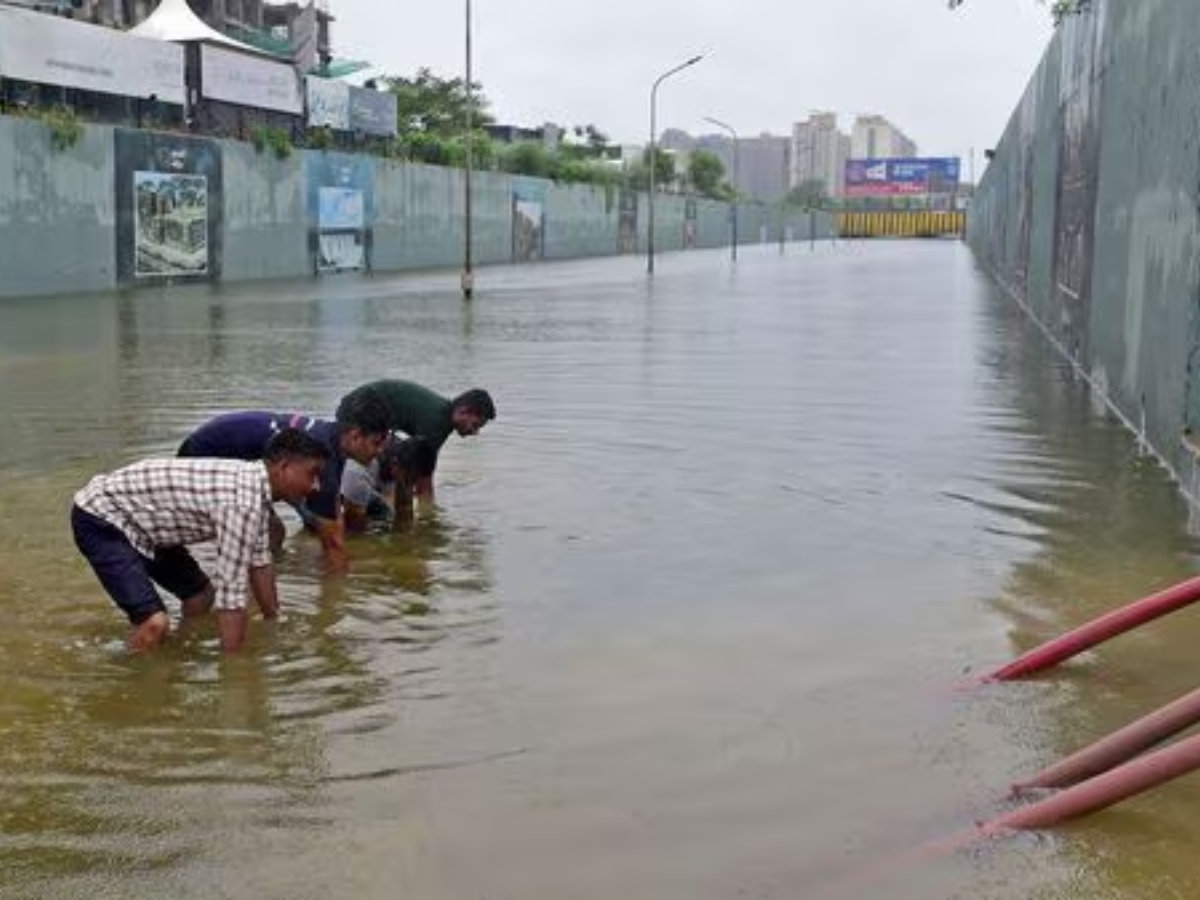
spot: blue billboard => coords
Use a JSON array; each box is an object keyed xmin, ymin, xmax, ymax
[{"xmin": 844, "ymin": 157, "xmax": 961, "ymax": 197}]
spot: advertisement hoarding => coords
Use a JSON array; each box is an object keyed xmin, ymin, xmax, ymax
[
  {"xmin": 200, "ymin": 44, "xmax": 303, "ymax": 114},
  {"xmin": 348, "ymin": 86, "xmax": 397, "ymax": 136},
  {"xmin": 0, "ymin": 6, "xmax": 184, "ymax": 104},
  {"xmin": 305, "ymin": 76, "xmax": 350, "ymax": 129},
  {"xmin": 843, "ymin": 157, "xmax": 961, "ymax": 197}
]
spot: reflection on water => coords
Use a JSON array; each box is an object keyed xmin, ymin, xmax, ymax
[{"xmin": 2, "ymin": 244, "xmax": 1200, "ymax": 899}]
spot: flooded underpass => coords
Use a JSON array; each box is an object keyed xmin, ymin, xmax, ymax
[{"xmin": 3, "ymin": 240, "xmax": 1200, "ymax": 899}]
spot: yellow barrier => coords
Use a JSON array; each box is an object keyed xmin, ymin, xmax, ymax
[{"xmin": 836, "ymin": 211, "xmax": 965, "ymax": 239}]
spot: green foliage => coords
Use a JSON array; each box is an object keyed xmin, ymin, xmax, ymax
[
  {"xmin": 250, "ymin": 125, "xmax": 292, "ymax": 159},
  {"xmin": 568, "ymin": 123, "xmax": 611, "ymax": 155},
  {"xmin": 382, "ymin": 67, "xmax": 494, "ymax": 140},
  {"xmin": 626, "ymin": 147, "xmax": 676, "ymax": 191},
  {"xmin": 499, "ymin": 141, "xmax": 555, "ymax": 178},
  {"xmin": 305, "ymin": 126, "xmax": 334, "ymax": 150},
  {"xmin": 376, "ymin": 68, "xmax": 620, "ymax": 188},
  {"xmin": 462, "ymin": 134, "xmax": 497, "ymax": 170},
  {"xmin": 554, "ymin": 157, "xmax": 620, "ymax": 187},
  {"xmin": 1047, "ymin": 0, "xmax": 1091, "ymax": 22},
  {"xmin": 687, "ymin": 149, "xmax": 726, "ymax": 199},
  {"xmin": 947, "ymin": 0, "xmax": 1090, "ymax": 24},
  {"xmin": 785, "ymin": 179, "xmax": 830, "ymax": 210},
  {"xmin": 491, "ymin": 138, "xmax": 616, "ymax": 185},
  {"xmin": 396, "ymin": 129, "xmax": 494, "ymax": 168},
  {"xmin": 40, "ymin": 105, "xmax": 82, "ymax": 151}
]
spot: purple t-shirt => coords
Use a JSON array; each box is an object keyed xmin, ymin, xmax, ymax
[{"xmin": 178, "ymin": 411, "xmax": 344, "ymax": 520}]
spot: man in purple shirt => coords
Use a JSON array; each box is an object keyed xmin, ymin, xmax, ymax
[
  {"xmin": 177, "ymin": 392, "xmax": 389, "ymax": 567},
  {"xmin": 71, "ymin": 428, "xmax": 330, "ymax": 653}
]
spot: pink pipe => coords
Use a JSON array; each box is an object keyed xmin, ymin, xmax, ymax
[
  {"xmin": 806, "ymin": 726, "xmax": 1200, "ymax": 900},
  {"xmin": 984, "ymin": 573, "xmax": 1200, "ymax": 681},
  {"xmin": 1013, "ymin": 684, "xmax": 1200, "ymax": 791},
  {"xmin": 981, "ymin": 730, "xmax": 1200, "ymax": 832}
]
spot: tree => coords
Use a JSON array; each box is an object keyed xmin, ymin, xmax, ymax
[
  {"xmin": 379, "ymin": 67, "xmax": 497, "ymax": 168},
  {"xmin": 948, "ymin": 0, "xmax": 1090, "ymax": 25},
  {"xmin": 499, "ymin": 141, "xmax": 555, "ymax": 179},
  {"xmin": 381, "ymin": 67, "xmax": 494, "ymax": 139},
  {"xmin": 581, "ymin": 124, "xmax": 609, "ymax": 154},
  {"xmin": 558, "ymin": 123, "xmax": 615, "ymax": 162},
  {"xmin": 786, "ymin": 179, "xmax": 830, "ymax": 210},
  {"xmin": 686, "ymin": 149, "xmax": 726, "ymax": 199},
  {"xmin": 554, "ymin": 157, "xmax": 620, "ymax": 188},
  {"xmin": 628, "ymin": 147, "xmax": 675, "ymax": 191}
]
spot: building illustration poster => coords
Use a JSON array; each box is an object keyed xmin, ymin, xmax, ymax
[
  {"xmin": 512, "ymin": 178, "xmax": 545, "ymax": 262},
  {"xmin": 114, "ymin": 130, "xmax": 222, "ymax": 283},
  {"xmin": 617, "ymin": 187, "xmax": 638, "ymax": 254},
  {"xmin": 307, "ymin": 152, "xmax": 375, "ymax": 273},
  {"xmin": 683, "ymin": 196, "xmax": 698, "ymax": 249}
]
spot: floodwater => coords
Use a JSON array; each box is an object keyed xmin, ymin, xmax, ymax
[{"xmin": 3, "ymin": 241, "xmax": 1200, "ymax": 900}]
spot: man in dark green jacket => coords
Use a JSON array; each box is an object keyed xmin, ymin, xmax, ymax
[{"xmin": 336, "ymin": 379, "xmax": 496, "ymax": 502}]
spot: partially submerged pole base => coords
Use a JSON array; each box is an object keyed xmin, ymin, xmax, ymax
[{"xmin": 461, "ymin": 268, "xmax": 474, "ymax": 300}]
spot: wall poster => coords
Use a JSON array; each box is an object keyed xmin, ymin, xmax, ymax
[
  {"xmin": 306, "ymin": 151, "xmax": 375, "ymax": 273},
  {"xmin": 114, "ymin": 129, "xmax": 222, "ymax": 284},
  {"xmin": 512, "ymin": 179, "xmax": 545, "ymax": 262}
]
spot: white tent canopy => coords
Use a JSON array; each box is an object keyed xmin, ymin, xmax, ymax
[{"xmin": 130, "ymin": 0, "xmax": 274, "ymax": 56}]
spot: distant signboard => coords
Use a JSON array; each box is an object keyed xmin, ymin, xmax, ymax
[
  {"xmin": 306, "ymin": 76, "xmax": 350, "ymax": 129},
  {"xmin": 201, "ymin": 45, "xmax": 303, "ymax": 115},
  {"xmin": 0, "ymin": 5, "xmax": 184, "ymax": 104},
  {"xmin": 843, "ymin": 157, "xmax": 960, "ymax": 197},
  {"xmin": 348, "ymin": 86, "xmax": 397, "ymax": 136}
]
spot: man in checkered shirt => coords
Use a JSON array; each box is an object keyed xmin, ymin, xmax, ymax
[{"xmin": 71, "ymin": 428, "xmax": 330, "ymax": 653}]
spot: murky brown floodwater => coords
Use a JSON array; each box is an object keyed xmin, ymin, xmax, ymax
[{"xmin": 3, "ymin": 241, "xmax": 1200, "ymax": 899}]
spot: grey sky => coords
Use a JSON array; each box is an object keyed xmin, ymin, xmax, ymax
[{"xmin": 334, "ymin": 0, "xmax": 1052, "ymax": 176}]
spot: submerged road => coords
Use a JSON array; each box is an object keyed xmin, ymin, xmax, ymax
[{"xmin": 1, "ymin": 241, "xmax": 1199, "ymax": 899}]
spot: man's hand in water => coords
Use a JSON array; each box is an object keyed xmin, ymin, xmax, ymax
[{"xmin": 311, "ymin": 514, "xmax": 349, "ymax": 573}]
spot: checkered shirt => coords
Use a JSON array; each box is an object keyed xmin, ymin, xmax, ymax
[{"xmin": 74, "ymin": 458, "xmax": 273, "ymax": 611}]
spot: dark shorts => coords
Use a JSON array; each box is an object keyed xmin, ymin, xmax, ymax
[{"xmin": 70, "ymin": 505, "xmax": 210, "ymax": 625}]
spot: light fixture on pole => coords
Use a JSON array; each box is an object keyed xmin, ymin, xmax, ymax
[
  {"xmin": 703, "ymin": 115, "xmax": 738, "ymax": 263},
  {"xmin": 647, "ymin": 54, "xmax": 703, "ymax": 276},
  {"xmin": 461, "ymin": 0, "xmax": 475, "ymax": 299}
]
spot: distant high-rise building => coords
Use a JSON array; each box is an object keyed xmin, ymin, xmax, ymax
[
  {"xmin": 660, "ymin": 126, "xmax": 804, "ymax": 202},
  {"xmin": 689, "ymin": 131, "xmax": 789, "ymax": 203},
  {"xmin": 850, "ymin": 115, "xmax": 917, "ymax": 160},
  {"xmin": 791, "ymin": 112, "xmax": 849, "ymax": 199}
]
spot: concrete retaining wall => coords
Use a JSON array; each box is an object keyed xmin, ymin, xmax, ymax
[
  {"xmin": 0, "ymin": 113, "xmax": 834, "ymax": 300},
  {"xmin": 968, "ymin": 0, "xmax": 1200, "ymax": 502}
]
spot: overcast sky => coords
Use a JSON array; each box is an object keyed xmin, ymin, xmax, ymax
[{"xmin": 333, "ymin": 0, "xmax": 1053, "ymax": 177}]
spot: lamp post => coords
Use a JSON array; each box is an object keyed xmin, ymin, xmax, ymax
[
  {"xmin": 461, "ymin": 0, "xmax": 475, "ymax": 299},
  {"xmin": 647, "ymin": 54, "xmax": 702, "ymax": 275},
  {"xmin": 703, "ymin": 115, "xmax": 738, "ymax": 263}
]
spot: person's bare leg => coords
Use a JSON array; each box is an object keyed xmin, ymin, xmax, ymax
[
  {"xmin": 128, "ymin": 611, "xmax": 169, "ymax": 652},
  {"xmin": 217, "ymin": 609, "xmax": 249, "ymax": 652},
  {"xmin": 180, "ymin": 583, "xmax": 216, "ymax": 620}
]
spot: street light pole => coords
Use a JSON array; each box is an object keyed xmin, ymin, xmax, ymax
[
  {"xmin": 703, "ymin": 116, "xmax": 738, "ymax": 263},
  {"xmin": 647, "ymin": 54, "xmax": 702, "ymax": 276},
  {"xmin": 461, "ymin": 0, "xmax": 475, "ymax": 299}
]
